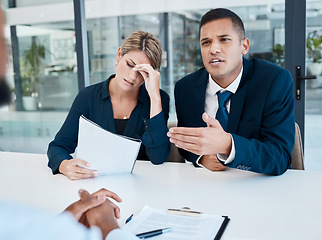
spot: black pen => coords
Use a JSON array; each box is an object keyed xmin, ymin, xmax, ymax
[
  {"xmin": 125, "ymin": 213, "xmax": 133, "ymax": 224},
  {"xmin": 136, "ymin": 228, "xmax": 171, "ymax": 239}
]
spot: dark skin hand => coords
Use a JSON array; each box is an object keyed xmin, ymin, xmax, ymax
[
  {"xmin": 200, "ymin": 154, "xmax": 227, "ymax": 171},
  {"xmin": 64, "ymin": 188, "xmax": 122, "ymax": 233},
  {"xmin": 81, "ymin": 189, "xmax": 121, "ymax": 239}
]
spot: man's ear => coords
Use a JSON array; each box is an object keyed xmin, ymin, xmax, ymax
[{"xmin": 241, "ymin": 38, "xmax": 250, "ymax": 55}]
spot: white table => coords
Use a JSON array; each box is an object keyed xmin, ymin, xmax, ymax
[{"xmin": 0, "ymin": 152, "xmax": 321, "ymax": 240}]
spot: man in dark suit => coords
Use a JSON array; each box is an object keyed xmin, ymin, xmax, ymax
[{"xmin": 167, "ymin": 8, "xmax": 295, "ymax": 175}]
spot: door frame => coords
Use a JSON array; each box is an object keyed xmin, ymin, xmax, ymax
[{"xmin": 285, "ymin": 0, "xmax": 306, "ymax": 145}]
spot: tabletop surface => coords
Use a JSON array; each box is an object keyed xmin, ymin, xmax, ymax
[{"xmin": 0, "ymin": 151, "xmax": 321, "ymax": 240}]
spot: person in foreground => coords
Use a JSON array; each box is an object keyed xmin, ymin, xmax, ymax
[
  {"xmin": 0, "ymin": 188, "xmax": 138, "ymax": 240},
  {"xmin": 0, "ymin": 6, "xmax": 135, "ymax": 240},
  {"xmin": 0, "ymin": 6, "xmax": 11, "ymax": 107},
  {"xmin": 168, "ymin": 8, "xmax": 295, "ymax": 175},
  {"xmin": 47, "ymin": 31, "xmax": 170, "ymax": 180}
]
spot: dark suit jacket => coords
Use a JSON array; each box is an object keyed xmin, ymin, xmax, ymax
[
  {"xmin": 47, "ymin": 75, "xmax": 170, "ymax": 174},
  {"xmin": 175, "ymin": 58, "xmax": 295, "ymax": 175}
]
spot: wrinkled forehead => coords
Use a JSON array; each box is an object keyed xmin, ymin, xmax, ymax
[
  {"xmin": 123, "ymin": 49, "xmax": 152, "ymax": 65},
  {"xmin": 199, "ymin": 18, "xmax": 239, "ymax": 39}
]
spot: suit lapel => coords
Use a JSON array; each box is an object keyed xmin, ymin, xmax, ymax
[
  {"xmin": 193, "ymin": 69, "xmax": 208, "ymax": 127},
  {"xmin": 228, "ymin": 58, "xmax": 254, "ymax": 134}
]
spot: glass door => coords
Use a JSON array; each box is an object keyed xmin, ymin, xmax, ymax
[
  {"xmin": 1, "ymin": 2, "xmax": 76, "ymax": 153},
  {"xmin": 305, "ymin": 0, "xmax": 322, "ymax": 170}
]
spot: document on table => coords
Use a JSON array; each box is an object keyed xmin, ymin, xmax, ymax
[
  {"xmin": 123, "ymin": 206, "xmax": 229, "ymax": 240},
  {"xmin": 76, "ymin": 115, "xmax": 141, "ymax": 175}
]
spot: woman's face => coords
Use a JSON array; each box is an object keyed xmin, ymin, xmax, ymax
[{"xmin": 115, "ymin": 48, "xmax": 152, "ymax": 92}]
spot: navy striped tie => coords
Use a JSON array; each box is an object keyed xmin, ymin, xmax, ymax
[{"xmin": 216, "ymin": 91, "xmax": 232, "ymax": 131}]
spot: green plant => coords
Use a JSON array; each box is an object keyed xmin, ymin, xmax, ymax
[
  {"xmin": 21, "ymin": 76, "xmax": 36, "ymax": 96},
  {"xmin": 271, "ymin": 44, "xmax": 285, "ymax": 66},
  {"xmin": 307, "ymin": 32, "xmax": 322, "ymax": 63},
  {"xmin": 20, "ymin": 37, "xmax": 46, "ymax": 96}
]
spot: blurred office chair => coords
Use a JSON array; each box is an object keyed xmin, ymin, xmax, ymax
[
  {"xmin": 291, "ymin": 122, "xmax": 304, "ymax": 170},
  {"xmin": 167, "ymin": 122, "xmax": 185, "ymax": 163}
]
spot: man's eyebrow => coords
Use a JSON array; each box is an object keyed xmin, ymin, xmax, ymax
[
  {"xmin": 200, "ymin": 37, "xmax": 209, "ymax": 42},
  {"xmin": 218, "ymin": 34, "xmax": 231, "ymax": 38},
  {"xmin": 200, "ymin": 34, "xmax": 231, "ymax": 41}
]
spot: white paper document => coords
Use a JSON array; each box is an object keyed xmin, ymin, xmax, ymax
[
  {"xmin": 76, "ymin": 115, "xmax": 141, "ymax": 175},
  {"xmin": 122, "ymin": 206, "xmax": 227, "ymax": 240}
]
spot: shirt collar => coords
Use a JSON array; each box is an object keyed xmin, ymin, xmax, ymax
[
  {"xmin": 207, "ymin": 67, "xmax": 243, "ymax": 94},
  {"xmin": 101, "ymin": 75, "xmax": 114, "ymax": 100}
]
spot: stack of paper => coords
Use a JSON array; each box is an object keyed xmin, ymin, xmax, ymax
[{"xmin": 76, "ymin": 115, "xmax": 141, "ymax": 175}]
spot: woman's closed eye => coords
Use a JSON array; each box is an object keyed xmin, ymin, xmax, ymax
[{"xmin": 127, "ymin": 62, "xmax": 134, "ymax": 68}]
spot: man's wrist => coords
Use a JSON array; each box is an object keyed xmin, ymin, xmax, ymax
[
  {"xmin": 101, "ymin": 226, "xmax": 119, "ymax": 240},
  {"xmin": 96, "ymin": 220, "xmax": 119, "ymax": 240},
  {"xmin": 217, "ymin": 134, "xmax": 235, "ymax": 165},
  {"xmin": 221, "ymin": 133, "xmax": 232, "ymax": 155}
]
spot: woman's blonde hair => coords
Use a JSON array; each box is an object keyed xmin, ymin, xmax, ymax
[{"xmin": 121, "ymin": 31, "xmax": 162, "ymax": 70}]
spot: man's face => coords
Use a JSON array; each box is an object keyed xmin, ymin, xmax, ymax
[{"xmin": 200, "ymin": 18, "xmax": 249, "ymax": 87}]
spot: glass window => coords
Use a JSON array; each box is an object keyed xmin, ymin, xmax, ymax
[
  {"xmin": 15, "ymin": 25, "xmax": 78, "ymax": 111},
  {"xmin": 1, "ymin": 9, "xmax": 76, "ymax": 153},
  {"xmin": 86, "ymin": 3, "xmax": 285, "ymax": 121},
  {"xmin": 15, "ymin": 0, "xmax": 71, "ymax": 7},
  {"xmin": 2, "ymin": 1, "xmax": 287, "ymax": 154},
  {"xmin": 0, "ymin": 0, "xmax": 8, "ymax": 8}
]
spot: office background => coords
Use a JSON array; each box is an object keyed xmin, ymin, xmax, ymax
[{"xmin": 0, "ymin": 0, "xmax": 321, "ymax": 170}]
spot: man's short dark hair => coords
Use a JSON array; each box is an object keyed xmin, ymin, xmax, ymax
[{"xmin": 199, "ymin": 8, "xmax": 245, "ymax": 40}]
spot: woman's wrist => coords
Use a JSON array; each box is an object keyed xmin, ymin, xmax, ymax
[
  {"xmin": 149, "ymin": 92, "xmax": 161, "ymax": 103},
  {"xmin": 58, "ymin": 160, "xmax": 67, "ymax": 173},
  {"xmin": 59, "ymin": 159, "xmax": 71, "ymax": 174}
]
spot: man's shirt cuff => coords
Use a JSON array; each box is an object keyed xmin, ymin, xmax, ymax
[
  {"xmin": 195, "ymin": 135, "xmax": 235, "ymax": 167},
  {"xmin": 195, "ymin": 154, "xmax": 204, "ymax": 167},
  {"xmin": 217, "ymin": 134, "xmax": 235, "ymax": 164},
  {"xmin": 105, "ymin": 228, "xmax": 139, "ymax": 240}
]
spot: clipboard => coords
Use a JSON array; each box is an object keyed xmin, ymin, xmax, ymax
[
  {"xmin": 167, "ymin": 207, "xmax": 202, "ymax": 217},
  {"xmin": 167, "ymin": 207, "xmax": 230, "ymax": 240},
  {"xmin": 124, "ymin": 206, "xmax": 230, "ymax": 240}
]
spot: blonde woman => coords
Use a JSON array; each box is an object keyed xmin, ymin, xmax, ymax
[{"xmin": 47, "ymin": 31, "xmax": 170, "ymax": 180}]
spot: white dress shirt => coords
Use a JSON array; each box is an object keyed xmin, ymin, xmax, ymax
[
  {"xmin": 0, "ymin": 200, "xmax": 138, "ymax": 240},
  {"xmin": 197, "ymin": 68, "xmax": 243, "ymax": 166}
]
